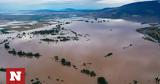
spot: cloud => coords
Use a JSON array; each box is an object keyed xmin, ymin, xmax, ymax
[
  {"xmin": 0, "ymin": 0, "xmax": 154, "ymax": 10},
  {"xmin": 0, "ymin": 0, "xmax": 151, "ymax": 5},
  {"xmin": 96, "ymin": 0, "xmax": 152, "ymax": 6},
  {"xmin": 0, "ymin": 0, "xmax": 77, "ymax": 5}
]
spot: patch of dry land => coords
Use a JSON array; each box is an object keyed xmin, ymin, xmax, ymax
[{"xmin": 0, "ymin": 18, "xmax": 160, "ymax": 84}]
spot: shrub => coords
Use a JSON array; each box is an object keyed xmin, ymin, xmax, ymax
[
  {"xmin": 4, "ymin": 43, "xmax": 10, "ymax": 49},
  {"xmin": 97, "ymin": 77, "xmax": 108, "ymax": 84},
  {"xmin": 81, "ymin": 69, "xmax": 96, "ymax": 77}
]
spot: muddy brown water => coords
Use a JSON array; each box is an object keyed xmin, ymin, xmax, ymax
[{"xmin": 0, "ymin": 19, "xmax": 160, "ymax": 84}]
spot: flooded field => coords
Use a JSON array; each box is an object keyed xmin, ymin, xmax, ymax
[{"xmin": 0, "ymin": 18, "xmax": 160, "ymax": 84}]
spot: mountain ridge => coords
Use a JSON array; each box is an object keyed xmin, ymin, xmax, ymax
[{"xmin": 0, "ymin": 1, "xmax": 160, "ymax": 23}]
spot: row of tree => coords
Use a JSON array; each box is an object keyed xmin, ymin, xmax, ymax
[
  {"xmin": 81, "ymin": 69, "xmax": 96, "ymax": 77},
  {"xmin": 8, "ymin": 49, "xmax": 41, "ymax": 58}
]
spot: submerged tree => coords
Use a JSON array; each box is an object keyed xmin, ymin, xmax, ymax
[
  {"xmin": 105, "ymin": 52, "xmax": 113, "ymax": 58},
  {"xmin": 133, "ymin": 80, "xmax": 138, "ymax": 84},
  {"xmin": 4, "ymin": 43, "xmax": 10, "ymax": 49},
  {"xmin": 81, "ymin": 69, "xmax": 96, "ymax": 77},
  {"xmin": 0, "ymin": 67, "xmax": 6, "ymax": 72},
  {"xmin": 61, "ymin": 58, "xmax": 71, "ymax": 67},
  {"xmin": 8, "ymin": 49, "xmax": 16, "ymax": 55},
  {"xmin": 155, "ymin": 77, "xmax": 160, "ymax": 84},
  {"xmin": 97, "ymin": 77, "xmax": 108, "ymax": 84}
]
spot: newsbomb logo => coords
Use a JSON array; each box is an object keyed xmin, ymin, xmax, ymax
[{"xmin": 6, "ymin": 68, "xmax": 25, "ymax": 84}]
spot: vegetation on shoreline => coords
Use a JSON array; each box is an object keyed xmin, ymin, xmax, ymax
[
  {"xmin": 0, "ymin": 29, "xmax": 10, "ymax": 34},
  {"xmin": 137, "ymin": 25, "xmax": 160, "ymax": 43},
  {"xmin": 32, "ymin": 28, "xmax": 61, "ymax": 35},
  {"xmin": 31, "ymin": 24, "xmax": 86, "ymax": 43},
  {"xmin": 4, "ymin": 42, "xmax": 41, "ymax": 58},
  {"xmin": 8, "ymin": 49, "xmax": 41, "ymax": 58}
]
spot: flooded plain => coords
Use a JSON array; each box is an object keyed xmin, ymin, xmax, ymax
[{"xmin": 0, "ymin": 19, "xmax": 160, "ymax": 84}]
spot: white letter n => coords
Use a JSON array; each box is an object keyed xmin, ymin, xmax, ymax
[{"xmin": 10, "ymin": 71, "xmax": 22, "ymax": 81}]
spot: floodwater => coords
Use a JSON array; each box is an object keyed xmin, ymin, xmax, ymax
[{"xmin": 0, "ymin": 19, "xmax": 160, "ymax": 84}]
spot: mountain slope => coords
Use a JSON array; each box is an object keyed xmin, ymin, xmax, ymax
[
  {"xmin": 115, "ymin": 1, "xmax": 160, "ymax": 17},
  {"xmin": 96, "ymin": 1, "xmax": 160, "ymax": 22}
]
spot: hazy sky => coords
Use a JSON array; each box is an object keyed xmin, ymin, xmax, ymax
[{"xmin": 0, "ymin": 0, "xmax": 153, "ymax": 10}]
